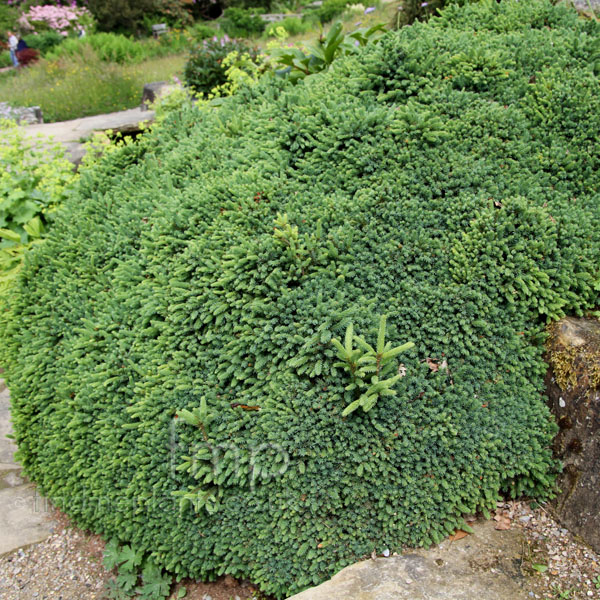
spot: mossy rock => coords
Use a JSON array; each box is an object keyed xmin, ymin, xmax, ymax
[{"xmin": 545, "ymin": 317, "xmax": 600, "ymax": 552}]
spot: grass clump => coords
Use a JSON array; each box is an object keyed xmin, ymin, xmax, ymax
[{"xmin": 2, "ymin": 0, "xmax": 600, "ymax": 598}]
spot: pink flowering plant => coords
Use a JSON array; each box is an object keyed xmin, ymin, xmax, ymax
[{"xmin": 18, "ymin": 4, "xmax": 95, "ymax": 37}]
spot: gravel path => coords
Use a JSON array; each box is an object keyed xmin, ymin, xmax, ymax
[
  {"xmin": 511, "ymin": 502, "xmax": 600, "ymax": 599},
  {"xmin": 1, "ymin": 502, "xmax": 599, "ymax": 600},
  {"xmin": 0, "ymin": 511, "xmax": 108, "ymax": 600},
  {"xmin": 0, "ymin": 509, "xmax": 264, "ymax": 600}
]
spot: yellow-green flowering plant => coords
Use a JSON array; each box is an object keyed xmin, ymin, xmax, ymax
[{"xmin": 0, "ymin": 119, "xmax": 76, "ymax": 295}]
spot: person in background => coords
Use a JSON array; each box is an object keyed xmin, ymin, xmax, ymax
[
  {"xmin": 16, "ymin": 37, "xmax": 28, "ymax": 52},
  {"xmin": 7, "ymin": 31, "xmax": 18, "ymax": 67},
  {"xmin": 15, "ymin": 37, "xmax": 39, "ymax": 67}
]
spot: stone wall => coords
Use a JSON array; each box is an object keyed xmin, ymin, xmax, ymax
[{"xmin": 0, "ymin": 102, "xmax": 43, "ymax": 125}]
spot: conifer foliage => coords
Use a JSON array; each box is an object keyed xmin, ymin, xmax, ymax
[{"xmin": 2, "ymin": 1, "xmax": 600, "ymax": 597}]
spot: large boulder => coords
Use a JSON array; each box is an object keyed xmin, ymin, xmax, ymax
[
  {"xmin": 0, "ymin": 102, "xmax": 43, "ymax": 125},
  {"xmin": 545, "ymin": 317, "xmax": 600, "ymax": 552},
  {"xmin": 286, "ymin": 520, "xmax": 528, "ymax": 600},
  {"xmin": 141, "ymin": 81, "xmax": 178, "ymax": 110}
]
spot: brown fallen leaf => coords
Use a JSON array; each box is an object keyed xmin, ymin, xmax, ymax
[
  {"xmin": 494, "ymin": 511, "xmax": 511, "ymax": 530},
  {"xmin": 426, "ymin": 357, "xmax": 439, "ymax": 372},
  {"xmin": 449, "ymin": 530, "xmax": 469, "ymax": 541}
]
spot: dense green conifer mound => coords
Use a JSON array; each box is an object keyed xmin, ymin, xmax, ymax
[{"xmin": 3, "ymin": 1, "xmax": 600, "ymax": 596}]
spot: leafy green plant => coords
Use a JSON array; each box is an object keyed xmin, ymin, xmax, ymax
[
  {"xmin": 395, "ymin": 0, "xmax": 446, "ymax": 28},
  {"xmin": 269, "ymin": 22, "xmax": 386, "ymax": 81},
  {"xmin": 46, "ymin": 33, "xmax": 146, "ymax": 64},
  {"xmin": 0, "ymin": 2, "xmax": 19, "ymax": 35},
  {"xmin": 3, "ymin": 1, "xmax": 600, "ymax": 598},
  {"xmin": 0, "ymin": 219, "xmax": 45, "ymax": 295},
  {"xmin": 23, "ymin": 31, "xmax": 65, "ymax": 55},
  {"xmin": 0, "ymin": 51, "xmax": 11, "ymax": 68},
  {"xmin": 332, "ymin": 315, "xmax": 414, "ymax": 416},
  {"xmin": 265, "ymin": 16, "xmax": 312, "ymax": 37},
  {"xmin": 209, "ymin": 49, "xmax": 265, "ymax": 98},
  {"xmin": 0, "ymin": 119, "xmax": 75, "ymax": 295},
  {"xmin": 149, "ymin": 84, "xmax": 193, "ymax": 122},
  {"xmin": 550, "ymin": 586, "xmax": 572, "ymax": 599},
  {"xmin": 103, "ymin": 540, "xmax": 174, "ymax": 600},
  {"xmin": 189, "ymin": 22, "xmax": 218, "ymax": 41},
  {"xmin": 221, "ymin": 7, "xmax": 266, "ymax": 37},
  {"xmin": 532, "ymin": 563, "xmax": 548, "ymax": 573},
  {"xmin": 306, "ymin": 0, "xmax": 353, "ymax": 23}
]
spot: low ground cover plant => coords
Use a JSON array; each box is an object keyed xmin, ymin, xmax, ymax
[{"xmin": 2, "ymin": 0, "xmax": 600, "ymax": 598}]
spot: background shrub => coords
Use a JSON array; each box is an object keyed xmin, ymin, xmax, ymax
[
  {"xmin": 83, "ymin": 0, "xmax": 255, "ymax": 34},
  {"xmin": 23, "ymin": 30, "xmax": 65, "ymax": 55},
  {"xmin": 188, "ymin": 22, "xmax": 219, "ymax": 41},
  {"xmin": 265, "ymin": 16, "xmax": 312, "ymax": 37},
  {"xmin": 222, "ymin": 0, "xmax": 273, "ymax": 10},
  {"xmin": 221, "ymin": 7, "xmax": 266, "ymax": 37},
  {"xmin": 86, "ymin": 0, "xmax": 167, "ymax": 34},
  {"xmin": 307, "ymin": 0, "xmax": 353, "ymax": 23},
  {"xmin": 0, "ymin": 2, "xmax": 19, "ymax": 36},
  {"xmin": 0, "ymin": 51, "xmax": 11, "ymax": 68},
  {"xmin": 46, "ymin": 33, "xmax": 155, "ymax": 63},
  {"xmin": 43, "ymin": 31, "xmax": 190, "ymax": 64},
  {"xmin": 18, "ymin": 3, "xmax": 95, "ymax": 37},
  {"xmin": 45, "ymin": 33, "xmax": 145, "ymax": 63},
  {"xmin": 3, "ymin": 1, "xmax": 600, "ymax": 598},
  {"xmin": 184, "ymin": 36, "xmax": 257, "ymax": 93}
]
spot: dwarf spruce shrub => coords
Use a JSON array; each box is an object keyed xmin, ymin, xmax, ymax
[{"xmin": 2, "ymin": 0, "xmax": 600, "ymax": 597}]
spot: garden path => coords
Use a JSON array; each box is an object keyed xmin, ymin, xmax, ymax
[
  {"xmin": 0, "ymin": 378, "xmax": 56, "ymax": 555},
  {"xmin": 24, "ymin": 107, "xmax": 155, "ymax": 164}
]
